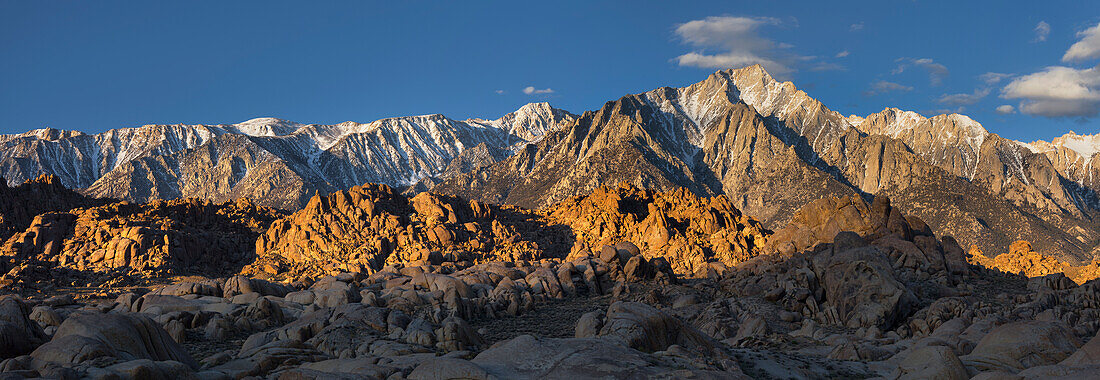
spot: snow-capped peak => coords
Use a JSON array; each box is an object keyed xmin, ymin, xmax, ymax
[
  {"xmin": 943, "ymin": 113, "xmax": 988, "ymax": 152},
  {"xmin": 467, "ymin": 102, "xmax": 576, "ymax": 143},
  {"xmin": 231, "ymin": 117, "xmax": 303, "ymax": 137},
  {"xmin": 846, "ymin": 115, "xmax": 865, "ymax": 128}
]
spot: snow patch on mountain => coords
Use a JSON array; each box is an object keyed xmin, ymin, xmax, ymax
[
  {"xmin": 1056, "ymin": 132, "xmax": 1100, "ymax": 160},
  {"xmin": 1026, "ymin": 131, "xmax": 1100, "ymax": 160},
  {"xmin": 229, "ymin": 118, "xmax": 303, "ymax": 137}
]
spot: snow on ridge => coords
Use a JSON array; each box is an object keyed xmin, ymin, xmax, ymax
[
  {"xmin": 945, "ymin": 113, "xmax": 988, "ymax": 154},
  {"xmin": 1053, "ymin": 131, "xmax": 1100, "ymax": 160},
  {"xmin": 466, "ymin": 102, "xmax": 575, "ymax": 143},
  {"xmin": 1020, "ymin": 132, "xmax": 1100, "ymax": 161},
  {"xmin": 231, "ymin": 117, "xmax": 303, "ymax": 137},
  {"xmin": 0, "ymin": 103, "xmax": 571, "ymax": 191}
]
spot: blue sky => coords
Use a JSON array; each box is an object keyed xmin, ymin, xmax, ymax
[{"xmin": 1, "ymin": 1, "xmax": 1098, "ymax": 142}]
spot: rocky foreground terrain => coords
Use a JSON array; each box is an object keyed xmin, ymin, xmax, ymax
[{"xmin": 2, "ymin": 177, "xmax": 1100, "ymax": 379}]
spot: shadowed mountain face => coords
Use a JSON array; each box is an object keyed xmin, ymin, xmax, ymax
[{"xmin": 434, "ymin": 65, "xmax": 1100, "ymax": 262}]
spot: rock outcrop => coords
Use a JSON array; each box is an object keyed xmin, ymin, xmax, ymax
[
  {"xmin": 253, "ymin": 183, "xmax": 770, "ymax": 280},
  {"xmin": 545, "ymin": 184, "xmax": 769, "ymax": 275},
  {"xmin": 30, "ymin": 312, "xmax": 198, "ymax": 369},
  {"xmin": 2, "ymin": 182, "xmax": 1100, "ymax": 378},
  {"xmin": 0, "ymin": 197, "xmax": 285, "ymax": 289},
  {"xmin": 252, "ymin": 184, "xmax": 573, "ymax": 279},
  {"xmin": 969, "ymin": 240, "xmax": 1100, "ymax": 285},
  {"xmin": 0, "ymin": 175, "xmax": 106, "ymax": 243}
]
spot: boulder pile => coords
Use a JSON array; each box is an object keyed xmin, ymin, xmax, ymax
[
  {"xmin": 2, "ymin": 180, "xmax": 1100, "ymax": 378},
  {"xmin": 545, "ymin": 184, "xmax": 770, "ymax": 276},
  {"xmin": 0, "ymin": 197, "xmax": 284, "ymax": 290},
  {"xmin": 969, "ymin": 240, "xmax": 1100, "ymax": 285},
  {"xmin": 252, "ymin": 183, "xmax": 577, "ymax": 280},
  {"xmin": 0, "ymin": 174, "xmax": 108, "ymax": 243},
  {"xmin": 254, "ymin": 183, "xmax": 772, "ymax": 282}
]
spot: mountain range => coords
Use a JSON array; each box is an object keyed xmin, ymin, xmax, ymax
[
  {"xmin": 0, "ymin": 103, "xmax": 575, "ymax": 209},
  {"xmin": 3, "ymin": 65, "xmax": 1099, "ymax": 262}
]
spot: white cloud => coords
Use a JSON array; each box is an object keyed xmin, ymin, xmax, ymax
[
  {"xmin": 1002, "ymin": 65, "xmax": 1100, "ymax": 118},
  {"xmin": 835, "ymin": 50, "xmax": 850, "ymax": 58},
  {"xmin": 928, "ymin": 106, "xmax": 966, "ymax": 115},
  {"xmin": 808, "ymin": 62, "xmax": 845, "ymax": 72},
  {"xmin": 1063, "ymin": 22, "xmax": 1100, "ymax": 62},
  {"xmin": 980, "ymin": 72, "xmax": 1013, "ymax": 85},
  {"xmin": 894, "ymin": 58, "xmax": 950, "ymax": 86},
  {"xmin": 1034, "ymin": 21, "xmax": 1051, "ymax": 42},
  {"xmin": 495, "ymin": 89, "xmax": 505, "ymax": 94},
  {"xmin": 676, "ymin": 52, "xmax": 788, "ymax": 73},
  {"xmin": 995, "ymin": 105, "xmax": 1016, "ymax": 114},
  {"xmin": 936, "ymin": 88, "xmax": 991, "ymax": 106},
  {"xmin": 865, "ymin": 80, "xmax": 913, "ymax": 96},
  {"xmin": 850, "ymin": 22, "xmax": 864, "ymax": 32},
  {"xmin": 522, "ymin": 86, "xmax": 554, "ymax": 95},
  {"xmin": 672, "ymin": 16, "xmax": 799, "ymax": 76}
]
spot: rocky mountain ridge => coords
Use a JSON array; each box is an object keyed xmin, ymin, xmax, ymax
[
  {"xmin": 434, "ymin": 65, "xmax": 1100, "ymax": 263},
  {"xmin": 3, "ymin": 65, "xmax": 1099, "ymax": 263},
  {"xmin": 0, "ymin": 103, "xmax": 575, "ymax": 209}
]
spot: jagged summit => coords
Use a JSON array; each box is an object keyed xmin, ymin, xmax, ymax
[
  {"xmin": 1, "ymin": 127, "xmax": 86, "ymax": 142},
  {"xmin": 467, "ymin": 102, "xmax": 577, "ymax": 143}
]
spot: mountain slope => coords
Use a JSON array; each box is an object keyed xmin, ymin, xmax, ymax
[
  {"xmin": 436, "ymin": 65, "xmax": 1100, "ymax": 262},
  {"xmin": 1025, "ymin": 132, "xmax": 1100, "ymax": 197}
]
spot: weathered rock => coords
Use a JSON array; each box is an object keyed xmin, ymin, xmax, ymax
[
  {"xmin": 435, "ymin": 317, "xmax": 484, "ymax": 352},
  {"xmin": 812, "ymin": 233, "xmax": 918, "ymax": 329},
  {"xmin": 968, "ymin": 241, "xmax": 1100, "ymax": 285},
  {"xmin": 293, "ymin": 358, "xmax": 397, "ymax": 378},
  {"xmin": 575, "ymin": 311, "xmax": 604, "ymax": 338},
  {"xmin": 549, "ymin": 185, "xmax": 769, "ymax": 275},
  {"xmin": 470, "ymin": 335, "xmax": 745, "ymax": 379},
  {"xmin": 893, "ymin": 346, "xmax": 969, "ymax": 380},
  {"xmin": 2, "ymin": 198, "xmax": 283, "ymax": 279},
  {"xmin": 766, "ymin": 195, "xmax": 876, "ymax": 255},
  {"xmin": 961, "ymin": 321, "xmax": 1082, "ymax": 372},
  {"xmin": 409, "ymin": 357, "xmax": 490, "ymax": 380},
  {"xmin": 251, "ymin": 184, "xmax": 563, "ymax": 279},
  {"xmin": 733, "ymin": 313, "xmax": 768, "ymax": 343},
  {"xmin": 164, "ymin": 319, "xmax": 186, "ymax": 343},
  {"xmin": 0, "ymin": 296, "xmax": 46, "ymax": 359},
  {"xmin": 223, "ymin": 275, "xmax": 290, "ymax": 298},
  {"xmin": 30, "ymin": 312, "xmax": 198, "ymax": 369},
  {"xmin": 28, "ymin": 306, "xmax": 62, "ymax": 328},
  {"xmin": 1058, "ymin": 331, "xmax": 1100, "ymax": 367},
  {"xmin": 598, "ymin": 301, "xmax": 714, "ymax": 353}
]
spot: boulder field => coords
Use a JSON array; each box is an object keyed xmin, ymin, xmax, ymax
[{"xmin": 1, "ymin": 180, "xmax": 1099, "ymax": 378}]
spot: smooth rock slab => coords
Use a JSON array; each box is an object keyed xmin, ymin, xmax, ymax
[
  {"xmin": 469, "ymin": 335, "xmax": 746, "ymax": 379},
  {"xmin": 30, "ymin": 312, "xmax": 198, "ymax": 369},
  {"xmin": 961, "ymin": 321, "xmax": 1082, "ymax": 373}
]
